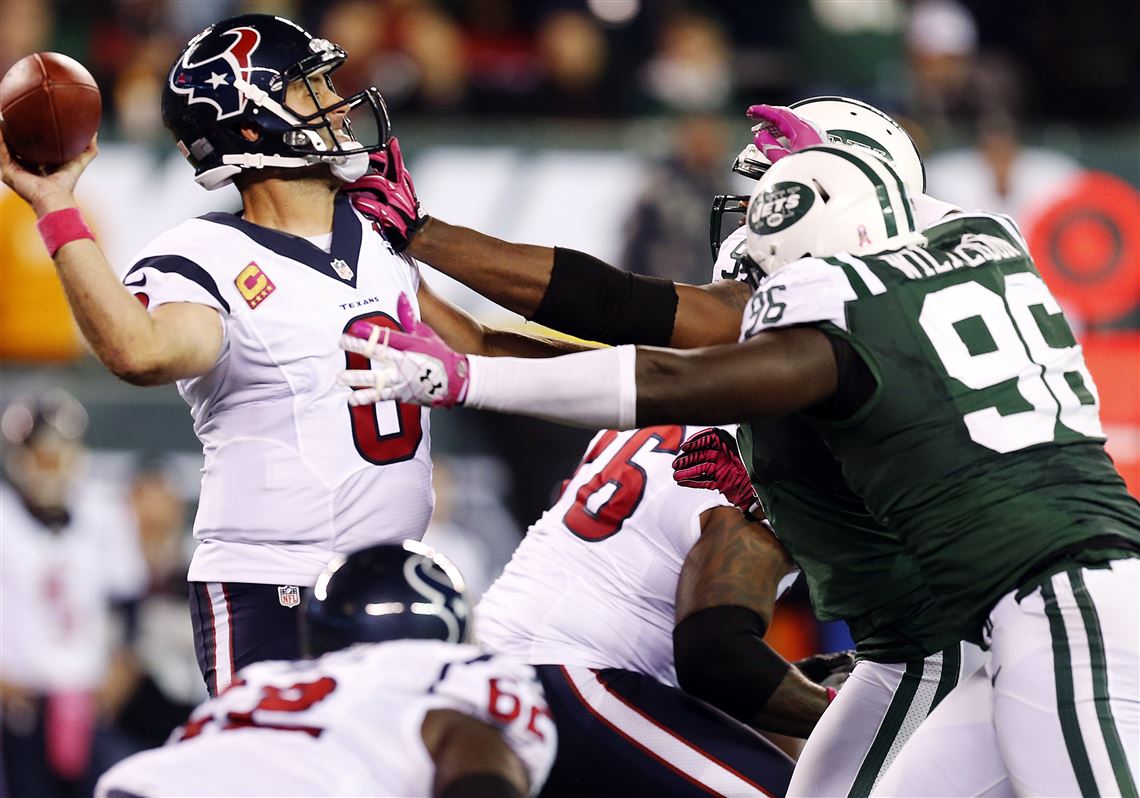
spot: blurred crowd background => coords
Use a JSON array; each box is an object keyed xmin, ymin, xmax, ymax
[{"xmin": 1, "ymin": 0, "xmax": 1137, "ymax": 794}]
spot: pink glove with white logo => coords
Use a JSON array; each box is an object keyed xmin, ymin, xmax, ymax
[
  {"xmin": 343, "ymin": 137, "xmax": 427, "ymax": 252},
  {"xmin": 338, "ymin": 293, "xmax": 469, "ymax": 408},
  {"xmin": 746, "ymin": 105, "xmax": 825, "ymax": 164},
  {"xmin": 672, "ymin": 427, "xmax": 758, "ymax": 512}
]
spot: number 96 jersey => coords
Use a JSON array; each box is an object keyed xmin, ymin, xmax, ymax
[
  {"xmin": 121, "ymin": 197, "xmax": 434, "ymax": 586},
  {"xmin": 740, "ymin": 211, "xmax": 1140, "ymax": 645},
  {"xmin": 95, "ymin": 640, "xmax": 556, "ymax": 798}
]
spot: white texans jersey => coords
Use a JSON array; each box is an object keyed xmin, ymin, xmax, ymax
[
  {"xmin": 712, "ymin": 192, "xmax": 961, "ymax": 285},
  {"xmin": 122, "ymin": 196, "xmax": 434, "ymax": 585},
  {"xmin": 0, "ymin": 481, "xmax": 146, "ymax": 691},
  {"xmin": 476, "ymin": 426, "xmax": 732, "ymax": 687},
  {"xmin": 95, "ymin": 640, "xmax": 556, "ymax": 798}
]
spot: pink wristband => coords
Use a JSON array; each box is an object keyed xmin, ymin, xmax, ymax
[
  {"xmin": 826, "ymin": 687, "xmax": 838, "ymax": 704},
  {"xmin": 36, "ymin": 208, "xmax": 94, "ymax": 257}
]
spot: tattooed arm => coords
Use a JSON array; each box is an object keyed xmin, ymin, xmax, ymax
[{"xmin": 674, "ymin": 506, "xmax": 831, "ymax": 737}]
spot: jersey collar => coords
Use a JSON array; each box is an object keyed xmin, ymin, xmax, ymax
[{"xmin": 200, "ymin": 194, "xmax": 363, "ymax": 288}]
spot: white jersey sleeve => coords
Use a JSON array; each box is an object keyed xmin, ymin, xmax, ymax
[
  {"xmin": 712, "ymin": 225, "xmax": 753, "ymax": 285},
  {"xmin": 121, "ymin": 221, "xmax": 233, "ymax": 316},
  {"xmin": 122, "ymin": 201, "xmax": 435, "ymax": 586},
  {"xmin": 740, "ymin": 257, "xmax": 861, "ymax": 341}
]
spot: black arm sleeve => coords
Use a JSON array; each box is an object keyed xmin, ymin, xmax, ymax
[
  {"xmin": 673, "ymin": 605, "xmax": 789, "ymax": 723},
  {"xmin": 529, "ymin": 247, "xmax": 679, "ymax": 346}
]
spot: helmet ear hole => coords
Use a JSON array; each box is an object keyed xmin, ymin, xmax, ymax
[{"xmin": 238, "ymin": 126, "xmax": 260, "ymax": 143}]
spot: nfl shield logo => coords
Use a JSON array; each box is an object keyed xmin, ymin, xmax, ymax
[
  {"xmin": 331, "ymin": 258, "xmax": 354, "ymax": 280},
  {"xmin": 277, "ymin": 585, "xmax": 301, "ymax": 608}
]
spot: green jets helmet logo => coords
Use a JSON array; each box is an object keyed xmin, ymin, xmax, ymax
[
  {"xmin": 748, "ymin": 181, "xmax": 815, "ymax": 234},
  {"xmin": 825, "ymin": 129, "xmax": 890, "ymax": 162}
]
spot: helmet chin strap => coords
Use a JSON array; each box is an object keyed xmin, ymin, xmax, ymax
[{"xmin": 328, "ymin": 141, "xmax": 369, "ymax": 182}]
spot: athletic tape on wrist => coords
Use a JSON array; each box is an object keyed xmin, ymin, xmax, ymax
[{"xmin": 36, "ymin": 208, "xmax": 94, "ymax": 257}]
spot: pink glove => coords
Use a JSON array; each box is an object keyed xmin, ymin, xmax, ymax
[
  {"xmin": 672, "ymin": 427, "xmax": 757, "ymax": 511},
  {"xmin": 338, "ymin": 293, "xmax": 469, "ymax": 408},
  {"xmin": 746, "ymin": 104, "xmax": 825, "ymax": 164},
  {"xmin": 343, "ymin": 137, "xmax": 427, "ymax": 252}
]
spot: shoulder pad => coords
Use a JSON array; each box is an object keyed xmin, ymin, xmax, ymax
[
  {"xmin": 712, "ymin": 227, "xmax": 752, "ymax": 285},
  {"xmin": 740, "ymin": 258, "xmax": 859, "ymax": 340}
]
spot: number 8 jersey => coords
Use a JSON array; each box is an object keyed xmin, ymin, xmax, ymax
[
  {"xmin": 121, "ymin": 196, "xmax": 433, "ymax": 586},
  {"xmin": 740, "ymin": 211, "xmax": 1140, "ymax": 644}
]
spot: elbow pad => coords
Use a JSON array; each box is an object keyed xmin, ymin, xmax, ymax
[
  {"xmin": 531, "ymin": 248, "xmax": 678, "ymax": 346},
  {"xmin": 673, "ymin": 606, "xmax": 788, "ymax": 722}
]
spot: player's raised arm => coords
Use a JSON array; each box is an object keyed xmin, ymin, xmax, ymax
[
  {"xmin": 0, "ymin": 130, "xmax": 222, "ymax": 384},
  {"xmin": 416, "ymin": 280, "xmax": 593, "ymax": 359},
  {"xmin": 343, "ymin": 141, "xmax": 750, "ymax": 350},
  {"xmin": 339, "ymin": 307, "xmax": 839, "ymax": 431}
]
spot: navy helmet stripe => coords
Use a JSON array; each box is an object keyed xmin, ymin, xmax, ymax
[{"xmin": 125, "ymin": 255, "xmax": 231, "ymax": 313}]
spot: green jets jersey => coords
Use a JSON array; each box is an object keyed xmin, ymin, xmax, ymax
[
  {"xmin": 739, "ymin": 416, "xmax": 960, "ymax": 662},
  {"xmin": 740, "ymin": 212, "xmax": 1140, "ymax": 643}
]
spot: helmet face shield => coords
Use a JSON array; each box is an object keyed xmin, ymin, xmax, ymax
[{"xmin": 709, "ymin": 193, "xmax": 748, "ymax": 261}]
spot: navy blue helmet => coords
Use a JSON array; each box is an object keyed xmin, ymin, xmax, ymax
[
  {"xmin": 301, "ymin": 541, "xmax": 472, "ymax": 657},
  {"xmin": 162, "ymin": 13, "xmax": 390, "ymax": 190}
]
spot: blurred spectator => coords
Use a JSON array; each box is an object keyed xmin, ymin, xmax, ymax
[
  {"xmin": 794, "ymin": 0, "xmax": 906, "ymax": 101},
  {"xmin": 903, "ymin": 0, "xmax": 1020, "ymax": 138},
  {"xmin": 110, "ymin": 459, "xmax": 205, "ymax": 751},
  {"xmin": 0, "ymin": 390, "xmax": 147, "ymax": 798},
  {"xmin": 532, "ymin": 10, "xmax": 608, "ymax": 115},
  {"xmin": 401, "ymin": 2, "xmax": 469, "ymax": 111},
  {"xmin": 621, "ymin": 115, "xmax": 729, "ymax": 285},
  {"xmin": 925, "ymin": 113, "xmax": 1081, "ymax": 222},
  {"xmin": 641, "ymin": 11, "xmax": 733, "ymax": 112}
]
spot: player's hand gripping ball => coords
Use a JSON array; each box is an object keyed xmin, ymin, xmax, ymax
[{"xmin": 0, "ymin": 52, "xmax": 101, "ymax": 168}]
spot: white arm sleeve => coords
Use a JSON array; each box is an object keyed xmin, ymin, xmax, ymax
[{"xmin": 465, "ymin": 346, "xmax": 638, "ymax": 430}]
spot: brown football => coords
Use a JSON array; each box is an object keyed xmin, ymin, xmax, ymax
[{"xmin": 0, "ymin": 52, "xmax": 101, "ymax": 168}]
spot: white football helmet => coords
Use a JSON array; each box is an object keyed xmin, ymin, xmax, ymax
[
  {"xmin": 743, "ymin": 144, "xmax": 925, "ymax": 277},
  {"xmin": 713, "ymin": 95, "xmax": 926, "ymax": 261},
  {"xmin": 789, "ymin": 96, "xmax": 926, "ymax": 193}
]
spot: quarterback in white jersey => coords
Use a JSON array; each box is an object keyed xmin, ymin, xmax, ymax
[
  {"xmin": 96, "ymin": 640, "xmax": 554, "ymax": 798},
  {"xmin": 97, "ymin": 541, "xmax": 557, "ymax": 798},
  {"xmin": 124, "ymin": 194, "xmax": 433, "ymax": 586},
  {"xmin": 0, "ymin": 12, "xmax": 574, "ymax": 693}
]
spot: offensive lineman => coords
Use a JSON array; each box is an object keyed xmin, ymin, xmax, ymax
[
  {"xmin": 345, "ymin": 98, "xmax": 969, "ymax": 796},
  {"xmin": 95, "ymin": 541, "xmax": 555, "ymax": 798},
  {"xmin": 343, "ymin": 144, "xmax": 1140, "ymax": 797},
  {"xmin": 0, "ymin": 13, "xmax": 578, "ymax": 693},
  {"xmin": 477, "ymin": 422, "xmax": 839, "ymax": 797}
]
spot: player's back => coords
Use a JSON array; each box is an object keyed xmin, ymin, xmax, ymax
[
  {"xmin": 741, "ymin": 210, "xmax": 1140, "ymax": 642},
  {"xmin": 95, "ymin": 639, "xmax": 555, "ymax": 797},
  {"xmin": 477, "ymin": 425, "xmax": 729, "ymax": 685},
  {"xmin": 123, "ymin": 198, "xmax": 435, "ymax": 585}
]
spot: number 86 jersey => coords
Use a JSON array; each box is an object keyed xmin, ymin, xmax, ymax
[
  {"xmin": 121, "ymin": 197, "xmax": 434, "ymax": 587},
  {"xmin": 739, "ymin": 210, "xmax": 1140, "ymax": 645},
  {"xmin": 95, "ymin": 640, "xmax": 556, "ymax": 798}
]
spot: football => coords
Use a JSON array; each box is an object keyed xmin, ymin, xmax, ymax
[{"xmin": 0, "ymin": 52, "xmax": 101, "ymax": 168}]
